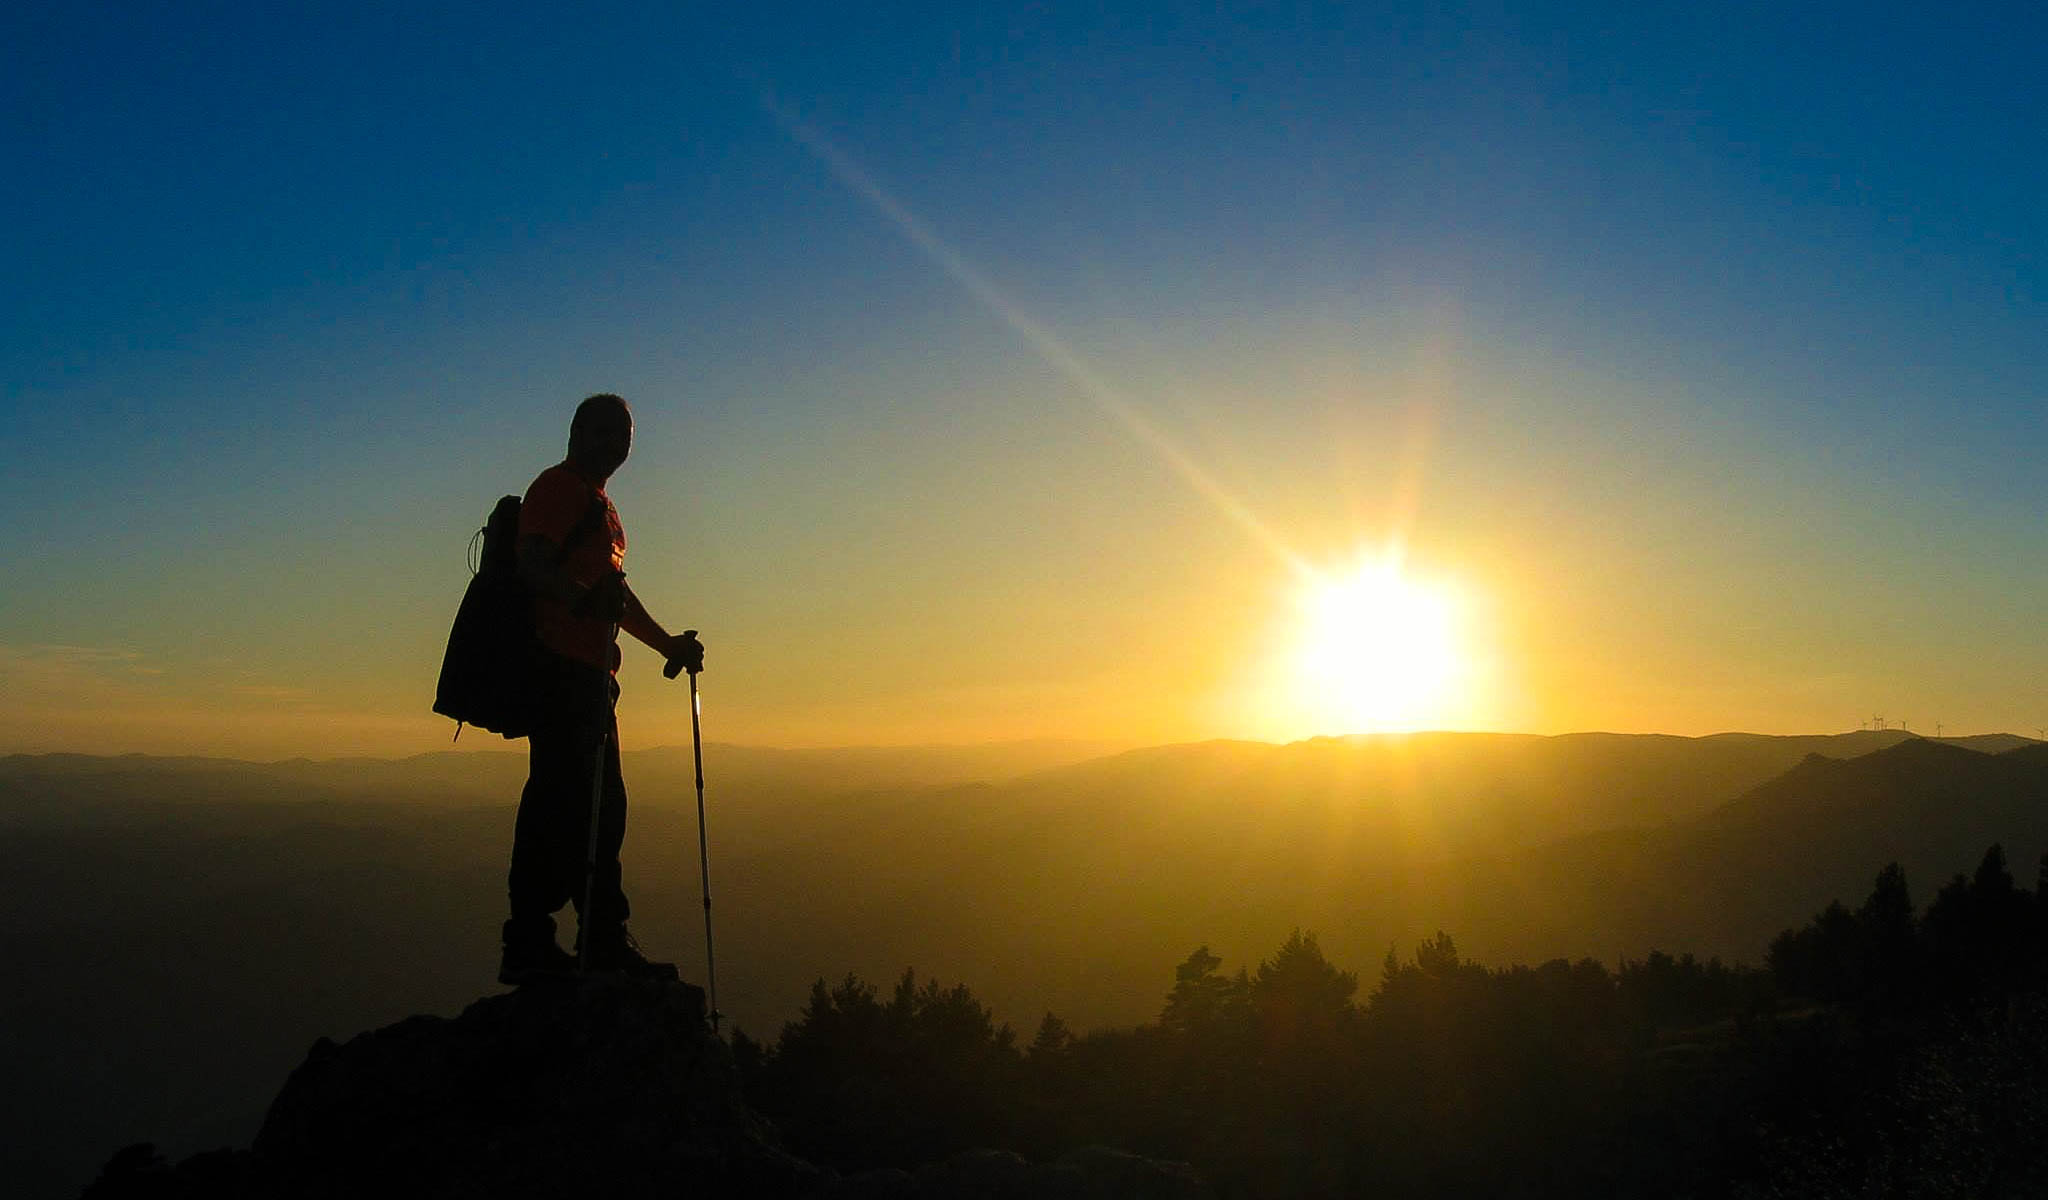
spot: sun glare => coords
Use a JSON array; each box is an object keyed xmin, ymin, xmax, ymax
[{"xmin": 1294, "ymin": 556, "xmax": 1467, "ymax": 733}]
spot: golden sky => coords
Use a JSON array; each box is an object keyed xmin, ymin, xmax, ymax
[{"xmin": 7, "ymin": 9, "xmax": 2046, "ymax": 760}]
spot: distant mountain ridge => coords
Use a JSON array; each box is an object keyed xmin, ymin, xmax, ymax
[
  {"xmin": 1434, "ymin": 737, "xmax": 2048, "ymax": 969},
  {"xmin": 992, "ymin": 729, "xmax": 2040, "ymax": 853},
  {"xmin": 1705, "ymin": 737, "xmax": 2048, "ymax": 834},
  {"xmin": 0, "ymin": 738, "xmax": 1128, "ymax": 824},
  {"xmin": 12, "ymin": 728, "xmax": 2029, "ymax": 840}
]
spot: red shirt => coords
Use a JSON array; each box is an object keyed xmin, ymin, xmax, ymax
[{"xmin": 520, "ymin": 461, "xmax": 625, "ymax": 672}]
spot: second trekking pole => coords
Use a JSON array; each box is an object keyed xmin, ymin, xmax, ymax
[
  {"xmin": 665, "ymin": 630, "xmax": 719, "ymax": 1032},
  {"xmin": 578, "ymin": 620, "xmax": 620, "ymax": 974}
]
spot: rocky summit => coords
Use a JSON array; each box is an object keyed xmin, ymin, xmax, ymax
[{"xmin": 81, "ymin": 977, "xmax": 1207, "ymax": 1199}]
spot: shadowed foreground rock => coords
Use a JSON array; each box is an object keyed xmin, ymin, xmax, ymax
[
  {"xmin": 815, "ymin": 1146, "xmax": 1210, "ymax": 1199},
  {"xmin": 82, "ymin": 978, "xmax": 1208, "ymax": 1199}
]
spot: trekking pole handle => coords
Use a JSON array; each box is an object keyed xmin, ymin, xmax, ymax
[{"xmin": 663, "ymin": 629, "xmax": 701, "ymax": 680}]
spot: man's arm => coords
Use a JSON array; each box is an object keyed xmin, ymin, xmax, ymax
[
  {"xmin": 619, "ymin": 582, "xmax": 669, "ymax": 651},
  {"xmin": 623, "ymin": 582, "xmax": 705, "ymax": 672}
]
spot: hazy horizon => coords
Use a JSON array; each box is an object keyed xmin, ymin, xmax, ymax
[{"xmin": 8, "ymin": 723, "xmax": 2044, "ymax": 767}]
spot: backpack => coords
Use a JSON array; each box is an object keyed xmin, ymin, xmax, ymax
[{"xmin": 432, "ymin": 493, "xmax": 603, "ymax": 740}]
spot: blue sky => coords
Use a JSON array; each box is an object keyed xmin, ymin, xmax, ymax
[{"xmin": 4, "ymin": 2, "xmax": 2044, "ymax": 755}]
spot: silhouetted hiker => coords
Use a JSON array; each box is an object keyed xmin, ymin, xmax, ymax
[{"xmin": 500, "ymin": 393, "xmax": 705, "ymax": 985}]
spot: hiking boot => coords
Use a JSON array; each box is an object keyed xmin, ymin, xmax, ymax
[
  {"xmin": 499, "ymin": 918, "xmax": 578, "ymax": 986},
  {"xmin": 577, "ymin": 925, "xmax": 680, "ymax": 981}
]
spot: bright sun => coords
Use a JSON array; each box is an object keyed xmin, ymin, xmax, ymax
[{"xmin": 1294, "ymin": 557, "xmax": 1466, "ymax": 733}]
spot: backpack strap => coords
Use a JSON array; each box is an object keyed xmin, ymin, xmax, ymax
[{"xmin": 559, "ymin": 491, "xmax": 609, "ymax": 561}]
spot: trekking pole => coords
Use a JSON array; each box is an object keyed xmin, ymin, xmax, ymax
[
  {"xmin": 665, "ymin": 630, "xmax": 719, "ymax": 1032},
  {"xmin": 578, "ymin": 620, "xmax": 620, "ymax": 974}
]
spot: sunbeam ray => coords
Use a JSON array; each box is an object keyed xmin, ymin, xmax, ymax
[{"xmin": 766, "ymin": 98, "xmax": 1315, "ymax": 582}]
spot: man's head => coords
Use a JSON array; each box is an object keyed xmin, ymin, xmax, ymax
[{"xmin": 568, "ymin": 393, "xmax": 633, "ymax": 481}]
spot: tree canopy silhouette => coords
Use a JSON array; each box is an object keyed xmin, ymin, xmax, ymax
[{"xmin": 736, "ymin": 842, "xmax": 2048, "ymax": 1198}]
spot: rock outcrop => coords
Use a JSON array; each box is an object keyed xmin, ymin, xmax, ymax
[
  {"xmin": 82, "ymin": 978, "xmax": 1207, "ymax": 1199},
  {"xmin": 85, "ymin": 976, "xmax": 814, "ymax": 1199}
]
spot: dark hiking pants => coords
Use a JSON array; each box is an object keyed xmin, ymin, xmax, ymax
[{"xmin": 507, "ymin": 653, "xmax": 630, "ymax": 936}]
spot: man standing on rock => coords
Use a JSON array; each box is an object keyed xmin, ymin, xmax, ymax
[{"xmin": 500, "ymin": 393, "xmax": 704, "ymax": 985}]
